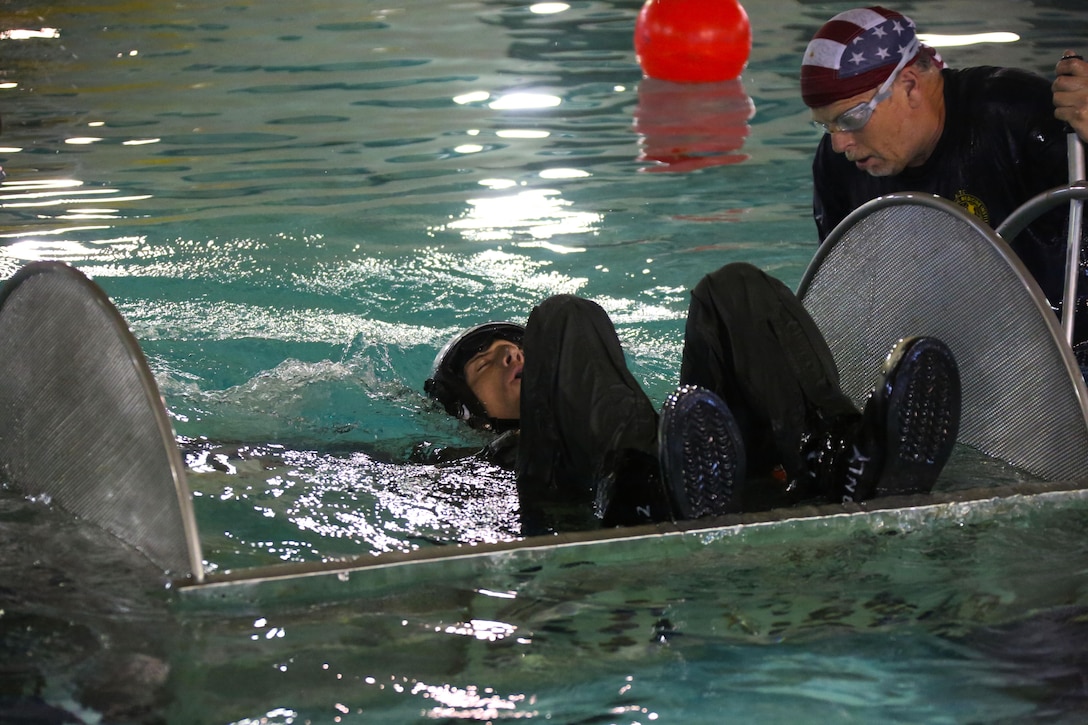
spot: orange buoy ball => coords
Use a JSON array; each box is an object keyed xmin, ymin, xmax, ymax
[{"xmin": 634, "ymin": 0, "xmax": 752, "ymax": 83}]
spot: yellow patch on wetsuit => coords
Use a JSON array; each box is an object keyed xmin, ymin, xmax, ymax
[{"xmin": 954, "ymin": 190, "xmax": 990, "ymax": 225}]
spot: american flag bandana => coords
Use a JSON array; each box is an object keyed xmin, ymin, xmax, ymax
[{"xmin": 800, "ymin": 6, "xmax": 940, "ymax": 109}]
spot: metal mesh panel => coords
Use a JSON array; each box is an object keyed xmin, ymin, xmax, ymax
[
  {"xmin": 0, "ymin": 262, "xmax": 203, "ymax": 580},
  {"xmin": 798, "ymin": 193, "xmax": 1088, "ymax": 482}
]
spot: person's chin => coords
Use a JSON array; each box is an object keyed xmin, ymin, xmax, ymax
[{"xmin": 856, "ymin": 158, "xmax": 897, "ymax": 177}]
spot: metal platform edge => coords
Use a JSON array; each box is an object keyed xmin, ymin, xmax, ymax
[{"xmin": 174, "ymin": 480, "xmax": 1088, "ymax": 609}]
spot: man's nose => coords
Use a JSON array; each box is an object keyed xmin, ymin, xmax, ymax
[{"xmin": 830, "ymin": 130, "xmax": 855, "ymax": 153}]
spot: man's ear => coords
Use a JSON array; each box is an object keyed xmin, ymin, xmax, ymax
[{"xmin": 897, "ymin": 65, "xmax": 925, "ymax": 106}]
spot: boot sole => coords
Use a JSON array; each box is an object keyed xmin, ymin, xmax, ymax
[
  {"xmin": 658, "ymin": 385, "xmax": 746, "ymax": 519},
  {"xmin": 875, "ymin": 337, "xmax": 962, "ymax": 497}
]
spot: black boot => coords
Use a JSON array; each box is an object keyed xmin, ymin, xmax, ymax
[
  {"xmin": 804, "ymin": 337, "xmax": 961, "ymax": 504},
  {"xmin": 657, "ymin": 384, "xmax": 747, "ymax": 519}
]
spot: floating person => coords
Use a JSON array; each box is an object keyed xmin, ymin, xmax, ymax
[
  {"xmin": 800, "ymin": 6, "xmax": 1088, "ymax": 342},
  {"xmin": 425, "ymin": 262, "xmax": 962, "ymax": 536}
]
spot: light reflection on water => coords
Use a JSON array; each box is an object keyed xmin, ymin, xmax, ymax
[
  {"xmin": 1, "ymin": 0, "xmax": 1088, "ymax": 722},
  {"xmin": 183, "ymin": 442, "xmax": 519, "ymax": 570},
  {"xmin": 439, "ymin": 186, "xmax": 602, "ymax": 244}
]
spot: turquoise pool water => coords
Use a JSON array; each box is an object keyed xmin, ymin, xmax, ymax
[{"xmin": 3, "ymin": 0, "xmax": 1088, "ymax": 721}]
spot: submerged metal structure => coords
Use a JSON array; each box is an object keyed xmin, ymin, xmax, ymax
[
  {"xmin": 2, "ymin": 190, "xmax": 1088, "ymax": 597},
  {"xmin": 0, "ymin": 262, "xmax": 204, "ymax": 581},
  {"xmin": 798, "ymin": 192, "xmax": 1088, "ymax": 482}
]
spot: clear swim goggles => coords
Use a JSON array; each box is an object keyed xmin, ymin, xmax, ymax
[{"xmin": 811, "ymin": 38, "xmax": 919, "ymax": 134}]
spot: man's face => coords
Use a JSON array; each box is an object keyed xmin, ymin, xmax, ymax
[
  {"xmin": 463, "ymin": 338, "xmax": 523, "ymax": 421},
  {"xmin": 811, "ymin": 80, "xmax": 923, "ymax": 177}
]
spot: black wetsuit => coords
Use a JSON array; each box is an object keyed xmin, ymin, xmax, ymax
[
  {"xmin": 513, "ymin": 262, "xmax": 858, "ymax": 535},
  {"xmin": 813, "ymin": 66, "xmax": 1088, "ymax": 340}
]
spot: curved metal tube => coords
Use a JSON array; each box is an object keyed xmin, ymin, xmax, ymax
[{"xmin": 995, "ymin": 182, "xmax": 1088, "ymax": 240}]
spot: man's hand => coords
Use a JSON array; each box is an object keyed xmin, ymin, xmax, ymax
[{"xmin": 1055, "ymin": 51, "xmax": 1088, "ymax": 144}]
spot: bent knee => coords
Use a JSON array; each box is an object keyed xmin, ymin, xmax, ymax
[
  {"xmin": 533, "ymin": 294, "xmax": 607, "ymax": 321},
  {"xmin": 695, "ymin": 262, "xmax": 764, "ymax": 293}
]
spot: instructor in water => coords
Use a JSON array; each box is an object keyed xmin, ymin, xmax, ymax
[{"xmin": 801, "ymin": 6, "xmax": 1088, "ymax": 345}]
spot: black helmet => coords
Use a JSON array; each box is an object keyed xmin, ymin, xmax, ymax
[{"xmin": 424, "ymin": 321, "xmax": 524, "ymax": 431}]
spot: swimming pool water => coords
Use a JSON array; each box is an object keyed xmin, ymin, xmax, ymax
[{"xmin": 3, "ymin": 0, "xmax": 1088, "ymax": 722}]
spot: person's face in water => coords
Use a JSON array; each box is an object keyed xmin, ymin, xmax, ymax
[{"xmin": 463, "ymin": 338, "xmax": 523, "ymax": 421}]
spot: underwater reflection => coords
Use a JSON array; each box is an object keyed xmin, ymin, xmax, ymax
[{"xmin": 633, "ymin": 77, "xmax": 755, "ymax": 173}]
